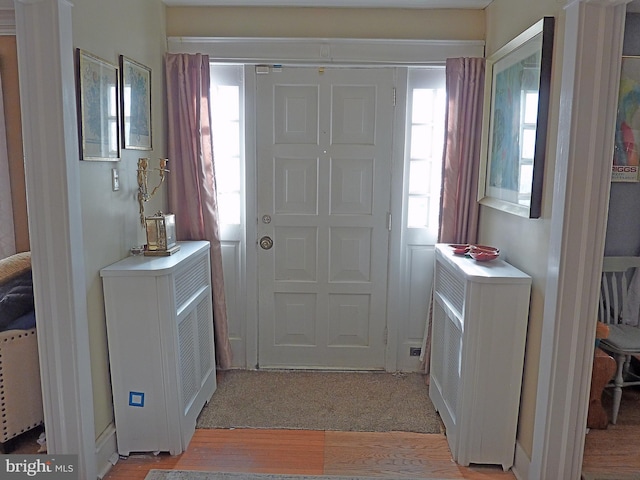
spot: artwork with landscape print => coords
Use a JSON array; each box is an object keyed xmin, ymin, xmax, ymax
[
  {"xmin": 120, "ymin": 55, "xmax": 152, "ymax": 150},
  {"xmin": 478, "ymin": 17, "xmax": 554, "ymax": 218},
  {"xmin": 613, "ymin": 56, "xmax": 640, "ymax": 182},
  {"xmin": 77, "ymin": 49, "xmax": 120, "ymax": 161}
]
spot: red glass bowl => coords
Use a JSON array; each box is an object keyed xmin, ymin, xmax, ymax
[
  {"xmin": 449, "ymin": 244, "xmax": 470, "ymax": 255},
  {"xmin": 469, "ymin": 250, "xmax": 500, "ymax": 262}
]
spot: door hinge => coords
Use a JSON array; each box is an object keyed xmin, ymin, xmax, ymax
[
  {"xmin": 387, "ymin": 212, "xmax": 392, "ymax": 231},
  {"xmin": 392, "ymin": 87, "xmax": 397, "ymax": 107},
  {"xmin": 384, "ymin": 326, "xmax": 388, "ymax": 345}
]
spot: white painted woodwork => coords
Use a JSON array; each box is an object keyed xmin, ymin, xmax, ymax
[
  {"xmin": 430, "ymin": 244, "xmax": 531, "ymax": 470},
  {"xmin": 530, "ymin": 2, "xmax": 630, "ymax": 480},
  {"xmin": 167, "ymin": 37, "xmax": 485, "ymax": 66},
  {"xmin": 100, "ymin": 241, "xmax": 217, "ymax": 456},
  {"xmin": 169, "ymin": 37, "xmax": 483, "ymax": 373},
  {"xmin": 256, "ymin": 66, "xmax": 394, "ymax": 369},
  {"xmin": 163, "ymin": 0, "xmax": 493, "ymax": 8},
  {"xmin": 209, "ymin": 64, "xmax": 248, "ymax": 369},
  {"xmin": 390, "ymin": 67, "xmax": 444, "ymax": 371},
  {"xmin": 14, "ymin": 1, "xmax": 97, "ymax": 478}
]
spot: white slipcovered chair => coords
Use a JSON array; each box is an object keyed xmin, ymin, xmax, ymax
[
  {"xmin": 598, "ymin": 256, "xmax": 640, "ymax": 425},
  {"xmin": 0, "ymin": 252, "xmax": 43, "ymax": 452}
]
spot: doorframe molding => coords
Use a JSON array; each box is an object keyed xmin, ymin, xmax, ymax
[
  {"xmin": 529, "ymin": 1, "xmax": 628, "ymax": 479},
  {"xmin": 167, "ymin": 36, "xmax": 485, "ymax": 65},
  {"xmin": 15, "ymin": 0, "xmax": 97, "ymax": 478},
  {"xmin": 176, "ymin": 38, "xmax": 485, "ymax": 371}
]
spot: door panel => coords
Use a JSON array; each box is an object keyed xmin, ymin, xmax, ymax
[{"xmin": 257, "ymin": 66, "xmax": 394, "ymax": 369}]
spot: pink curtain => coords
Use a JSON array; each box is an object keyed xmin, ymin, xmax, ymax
[
  {"xmin": 421, "ymin": 57, "xmax": 485, "ymax": 375},
  {"xmin": 165, "ymin": 53, "xmax": 233, "ymax": 369},
  {"xmin": 438, "ymin": 57, "xmax": 485, "ymax": 245}
]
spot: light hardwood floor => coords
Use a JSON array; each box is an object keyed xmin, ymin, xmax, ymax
[
  {"xmin": 11, "ymin": 383, "xmax": 640, "ymax": 478},
  {"xmin": 582, "ymin": 387, "xmax": 640, "ymax": 478},
  {"xmin": 102, "ymin": 429, "xmax": 515, "ymax": 480},
  {"xmin": 98, "ymin": 385, "xmax": 640, "ymax": 479}
]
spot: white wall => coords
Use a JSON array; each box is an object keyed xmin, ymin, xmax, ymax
[
  {"xmin": 70, "ymin": 0, "xmax": 167, "ymax": 438},
  {"xmin": 483, "ymin": 0, "xmax": 566, "ymax": 460}
]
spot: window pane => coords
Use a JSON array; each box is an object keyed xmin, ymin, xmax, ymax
[
  {"xmin": 411, "ymin": 125, "xmax": 431, "ymax": 159},
  {"xmin": 218, "ymin": 192, "xmax": 241, "ymax": 225},
  {"xmin": 521, "ymin": 128, "xmax": 536, "ymax": 159},
  {"xmin": 407, "ymin": 196, "xmax": 430, "ymax": 228},
  {"xmin": 215, "ymin": 156, "xmax": 240, "ymax": 193},
  {"xmin": 213, "ymin": 86, "xmax": 240, "ymax": 122},
  {"xmin": 213, "ymin": 122, "xmax": 240, "ymax": 158},
  {"xmin": 409, "ymin": 161, "xmax": 429, "ymax": 195},
  {"xmin": 412, "ymin": 89, "xmax": 433, "ymax": 124},
  {"xmin": 405, "ymin": 73, "xmax": 445, "ymax": 231},
  {"xmin": 210, "ymin": 65, "xmax": 243, "ymax": 226},
  {"xmin": 524, "ymin": 92, "xmax": 538, "ymax": 124},
  {"xmin": 110, "ymin": 121, "xmax": 118, "ymax": 154},
  {"xmin": 519, "ymin": 164, "xmax": 533, "ymax": 195}
]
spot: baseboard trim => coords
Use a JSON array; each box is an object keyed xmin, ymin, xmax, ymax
[
  {"xmin": 95, "ymin": 423, "xmax": 118, "ymax": 480},
  {"xmin": 512, "ymin": 441, "xmax": 530, "ymax": 480}
]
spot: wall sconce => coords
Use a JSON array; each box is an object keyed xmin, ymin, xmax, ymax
[{"xmin": 137, "ymin": 157, "xmax": 169, "ymax": 227}]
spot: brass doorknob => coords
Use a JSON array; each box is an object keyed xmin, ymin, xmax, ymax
[{"xmin": 259, "ymin": 236, "xmax": 273, "ymax": 250}]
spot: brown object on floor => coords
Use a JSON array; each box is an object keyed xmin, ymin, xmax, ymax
[{"xmin": 588, "ymin": 347, "xmax": 616, "ymax": 429}]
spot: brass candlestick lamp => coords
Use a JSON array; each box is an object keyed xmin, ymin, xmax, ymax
[{"xmin": 137, "ymin": 158, "xmax": 179, "ymax": 256}]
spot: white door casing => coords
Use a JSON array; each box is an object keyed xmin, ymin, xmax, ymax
[{"xmin": 256, "ymin": 66, "xmax": 395, "ymax": 369}]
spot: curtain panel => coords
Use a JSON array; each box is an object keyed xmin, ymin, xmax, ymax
[
  {"xmin": 438, "ymin": 57, "xmax": 485, "ymax": 245},
  {"xmin": 422, "ymin": 57, "xmax": 485, "ymax": 375},
  {"xmin": 165, "ymin": 53, "xmax": 232, "ymax": 369},
  {"xmin": 0, "ymin": 71, "xmax": 15, "ymax": 259}
]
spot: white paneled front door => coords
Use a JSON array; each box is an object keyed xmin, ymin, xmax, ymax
[{"xmin": 256, "ymin": 66, "xmax": 395, "ymax": 369}]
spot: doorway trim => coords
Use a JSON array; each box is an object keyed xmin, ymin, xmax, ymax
[
  {"xmin": 169, "ymin": 38, "xmax": 484, "ymax": 370},
  {"xmin": 167, "ymin": 36, "xmax": 485, "ymax": 65},
  {"xmin": 15, "ymin": 0, "xmax": 97, "ymax": 479},
  {"xmin": 529, "ymin": 1, "xmax": 628, "ymax": 479}
]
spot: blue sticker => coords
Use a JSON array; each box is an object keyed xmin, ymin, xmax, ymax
[{"xmin": 129, "ymin": 391, "xmax": 145, "ymax": 407}]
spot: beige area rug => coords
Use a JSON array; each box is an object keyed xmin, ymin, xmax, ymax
[
  {"xmin": 145, "ymin": 471, "xmax": 447, "ymax": 480},
  {"xmin": 196, "ymin": 370, "xmax": 443, "ymax": 434}
]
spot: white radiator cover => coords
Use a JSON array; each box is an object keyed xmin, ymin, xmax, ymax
[
  {"xmin": 430, "ymin": 244, "xmax": 531, "ymax": 470},
  {"xmin": 101, "ymin": 241, "xmax": 217, "ymax": 456}
]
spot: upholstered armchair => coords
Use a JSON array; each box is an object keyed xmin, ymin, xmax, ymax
[{"xmin": 0, "ymin": 252, "xmax": 44, "ymax": 452}]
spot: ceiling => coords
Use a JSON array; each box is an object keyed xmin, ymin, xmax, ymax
[{"xmin": 162, "ymin": 0, "xmax": 493, "ymax": 8}]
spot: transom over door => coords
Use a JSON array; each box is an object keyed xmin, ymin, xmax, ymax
[{"xmin": 256, "ymin": 66, "xmax": 395, "ymax": 369}]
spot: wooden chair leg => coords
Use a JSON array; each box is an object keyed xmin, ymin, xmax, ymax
[{"xmin": 611, "ymin": 354, "xmax": 625, "ymax": 425}]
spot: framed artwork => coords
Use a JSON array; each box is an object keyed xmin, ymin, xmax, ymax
[
  {"xmin": 478, "ymin": 17, "xmax": 555, "ymax": 218},
  {"xmin": 76, "ymin": 49, "xmax": 120, "ymax": 161},
  {"xmin": 613, "ymin": 56, "xmax": 640, "ymax": 182},
  {"xmin": 120, "ymin": 56, "xmax": 152, "ymax": 150}
]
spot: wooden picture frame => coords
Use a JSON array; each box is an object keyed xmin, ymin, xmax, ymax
[
  {"xmin": 478, "ymin": 17, "xmax": 555, "ymax": 218},
  {"xmin": 76, "ymin": 49, "xmax": 120, "ymax": 161},
  {"xmin": 120, "ymin": 55, "xmax": 152, "ymax": 151}
]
